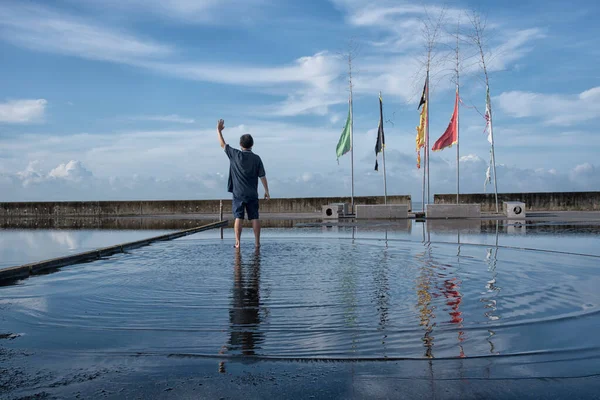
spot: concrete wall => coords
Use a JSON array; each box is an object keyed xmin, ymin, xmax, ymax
[
  {"xmin": 434, "ymin": 192, "xmax": 600, "ymax": 212},
  {"xmin": 0, "ymin": 216, "xmax": 320, "ymax": 229},
  {"xmin": 0, "ymin": 195, "xmax": 411, "ymax": 217}
]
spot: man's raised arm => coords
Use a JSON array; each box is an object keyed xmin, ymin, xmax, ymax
[{"xmin": 217, "ymin": 119, "xmax": 226, "ymax": 149}]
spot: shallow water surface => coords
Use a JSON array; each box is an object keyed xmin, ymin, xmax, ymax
[{"xmin": 1, "ymin": 225, "xmax": 599, "ymax": 376}]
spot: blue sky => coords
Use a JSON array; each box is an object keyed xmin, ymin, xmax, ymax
[{"xmin": 0, "ymin": 0, "xmax": 599, "ymax": 201}]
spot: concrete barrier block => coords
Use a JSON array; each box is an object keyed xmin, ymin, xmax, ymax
[
  {"xmin": 322, "ymin": 204, "xmax": 345, "ymax": 219},
  {"xmin": 504, "ymin": 201, "xmax": 526, "ymax": 219},
  {"xmin": 355, "ymin": 204, "xmax": 408, "ymax": 219},
  {"xmin": 426, "ymin": 204, "xmax": 481, "ymax": 219}
]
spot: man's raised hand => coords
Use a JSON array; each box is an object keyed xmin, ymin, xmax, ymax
[{"xmin": 217, "ymin": 119, "xmax": 225, "ymax": 133}]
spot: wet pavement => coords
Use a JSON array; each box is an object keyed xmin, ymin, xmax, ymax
[
  {"xmin": 0, "ymin": 229, "xmax": 174, "ymax": 269},
  {"xmin": 1, "ymin": 221, "xmax": 600, "ymax": 399}
]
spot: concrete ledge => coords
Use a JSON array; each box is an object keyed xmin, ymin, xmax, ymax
[
  {"xmin": 426, "ymin": 204, "xmax": 481, "ymax": 219},
  {"xmin": 0, "ymin": 195, "xmax": 411, "ymax": 217},
  {"xmin": 355, "ymin": 204, "xmax": 408, "ymax": 219},
  {"xmin": 0, "ymin": 220, "xmax": 228, "ymax": 284},
  {"xmin": 435, "ymin": 191, "xmax": 600, "ymax": 212}
]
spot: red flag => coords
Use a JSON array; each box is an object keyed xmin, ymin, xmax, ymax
[{"xmin": 432, "ymin": 90, "xmax": 458, "ymax": 151}]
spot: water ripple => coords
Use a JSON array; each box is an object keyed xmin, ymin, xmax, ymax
[{"xmin": 1, "ymin": 236, "xmax": 599, "ymax": 362}]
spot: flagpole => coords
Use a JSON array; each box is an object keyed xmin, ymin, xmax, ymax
[
  {"xmin": 456, "ymin": 93, "xmax": 460, "ymax": 204},
  {"xmin": 351, "ymin": 93, "xmax": 355, "ymax": 212},
  {"xmin": 382, "ymin": 142, "xmax": 387, "ymax": 204},
  {"xmin": 426, "ymin": 70, "xmax": 431, "ymax": 206},
  {"xmin": 417, "ymin": 74, "xmax": 428, "ymax": 213},
  {"xmin": 487, "ymin": 85, "xmax": 499, "ymax": 213},
  {"xmin": 455, "ymin": 23, "xmax": 460, "ymax": 204},
  {"xmin": 348, "ymin": 53, "xmax": 355, "ymax": 212},
  {"xmin": 422, "ymin": 155, "xmax": 426, "ymax": 212},
  {"xmin": 381, "ymin": 93, "xmax": 388, "ymax": 205},
  {"xmin": 474, "ymin": 16, "xmax": 499, "ymax": 214}
]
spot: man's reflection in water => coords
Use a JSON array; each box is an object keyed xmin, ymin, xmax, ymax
[{"xmin": 219, "ymin": 248, "xmax": 263, "ymax": 373}]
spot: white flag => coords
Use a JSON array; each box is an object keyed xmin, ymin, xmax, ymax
[{"xmin": 485, "ymin": 86, "xmax": 493, "ymax": 145}]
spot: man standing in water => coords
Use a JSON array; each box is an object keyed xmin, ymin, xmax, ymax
[{"xmin": 217, "ymin": 119, "xmax": 270, "ymax": 248}]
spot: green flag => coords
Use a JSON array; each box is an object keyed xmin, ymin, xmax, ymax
[{"xmin": 336, "ymin": 106, "xmax": 352, "ymax": 161}]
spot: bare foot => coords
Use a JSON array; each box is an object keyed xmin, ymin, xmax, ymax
[
  {"xmin": 255, "ymin": 243, "xmax": 260, "ymax": 248},
  {"xmin": 234, "ymin": 242, "xmax": 240, "ymax": 249}
]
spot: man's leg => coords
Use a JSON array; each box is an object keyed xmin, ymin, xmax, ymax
[
  {"xmin": 247, "ymin": 199, "xmax": 261, "ymax": 248},
  {"xmin": 232, "ymin": 198, "xmax": 245, "ymax": 248},
  {"xmin": 234, "ymin": 218, "xmax": 243, "ymax": 248},
  {"xmin": 252, "ymin": 219, "xmax": 261, "ymax": 248}
]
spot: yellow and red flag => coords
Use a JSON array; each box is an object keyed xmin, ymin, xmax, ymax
[{"xmin": 415, "ymin": 80, "xmax": 427, "ymax": 168}]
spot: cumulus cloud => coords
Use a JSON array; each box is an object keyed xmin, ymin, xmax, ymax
[
  {"xmin": 2, "ymin": 155, "xmax": 598, "ymax": 202},
  {"xmin": 48, "ymin": 160, "xmax": 93, "ymax": 181},
  {"xmin": 1, "ymin": 160, "xmax": 230, "ymax": 201},
  {"xmin": 0, "ymin": 99, "xmax": 47, "ymax": 123}
]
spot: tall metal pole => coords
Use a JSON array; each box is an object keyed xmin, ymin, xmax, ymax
[
  {"xmin": 380, "ymin": 92, "xmax": 388, "ymax": 205},
  {"xmin": 456, "ymin": 88, "xmax": 460, "ymax": 204},
  {"xmin": 487, "ymin": 86, "xmax": 499, "ymax": 213},
  {"xmin": 455, "ymin": 23, "xmax": 460, "ymax": 204},
  {"xmin": 349, "ymin": 53, "xmax": 355, "ymax": 212},
  {"xmin": 422, "ymin": 113, "xmax": 426, "ymax": 213},
  {"xmin": 474, "ymin": 18, "xmax": 499, "ymax": 214},
  {"xmin": 426, "ymin": 71, "xmax": 431, "ymax": 206},
  {"xmin": 421, "ymin": 74, "xmax": 427, "ymax": 212},
  {"xmin": 382, "ymin": 144, "xmax": 388, "ymax": 205},
  {"xmin": 421, "ymin": 163, "xmax": 426, "ymax": 212}
]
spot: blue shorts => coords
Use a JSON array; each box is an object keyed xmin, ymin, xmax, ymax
[{"xmin": 232, "ymin": 197, "xmax": 259, "ymax": 220}]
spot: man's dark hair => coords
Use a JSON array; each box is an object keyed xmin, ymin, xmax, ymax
[{"xmin": 240, "ymin": 134, "xmax": 254, "ymax": 149}]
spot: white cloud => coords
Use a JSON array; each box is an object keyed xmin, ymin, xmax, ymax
[
  {"xmin": 485, "ymin": 28, "xmax": 546, "ymax": 72},
  {"xmin": 15, "ymin": 161, "xmax": 45, "ymax": 187},
  {"xmin": 495, "ymin": 86, "xmax": 600, "ymax": 126},
  {"xmin": 2, "ymin": 150, "xmax": 600, "ymax": 202},
  {"xmin": 129, "ymin": 114, "xmax": 196, "ymax": 124},
  {"xmin": 146, "ymin": 51, "xmax": 342, "ymax": 90},
  {"xmin": 0, "ymin": 3, "xmax": 173, "ymax": 63},
  {"xmin": 0, "ymin": 3, "xmax": 344, "ymax": 117},
  {"xmin": 0, "ymin": 99, "xmax": 47, "ymax": 123},
  {"xmin": 73, "ymin": 0, "xmax": 266, "ymax": 25},
  {"xmin": 48, "ymin": 160, "xmax": 93, "ymax": 181},
  {"xmin": 0, "ymin": 1, "xmax": 543, "ymax": 120}
]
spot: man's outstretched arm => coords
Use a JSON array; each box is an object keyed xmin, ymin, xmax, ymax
[
  {"xmin": 217, "ymin": 119, "xmax": 226, "ymax": 149},
  {"xmin": 260, "ymin": 176, "xmax": 270, "ymax": 200}
]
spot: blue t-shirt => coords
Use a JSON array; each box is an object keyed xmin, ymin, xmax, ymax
[{"xmin": 225, "ymin": 145, "xmax": 265, "ymax": 201}]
